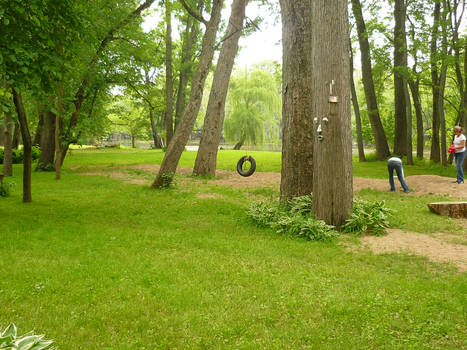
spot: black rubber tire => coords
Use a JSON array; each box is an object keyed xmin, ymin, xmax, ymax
[{"xmin": 237, "ymin": 156, "xmax": 256, "ymax": 177}]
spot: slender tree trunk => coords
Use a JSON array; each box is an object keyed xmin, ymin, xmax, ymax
[
  {"xmin": 165, "ymin": 0, "xmax": 174, "ymax": 145},
  {"xmin": 409, "ymin": 80, "xmax": 424, "ymax": 159},
  {"xmin": 312, "ymin": 0, "xmax": 353, "ymax": 227},
  {"xmin": 33, "ymin": 111, "xmax": 44, "ymax": 146},
  {"xmin": 12, "ymin": 89, "xmax": 32, "ymax": 202},
  {"xmin": 279, "ymin": 0, "xmax": 314, "ymax": 199},
  {"xmin": 350, "ymin": 38, "xmax": 365, "ymax": 162},
  {"xmin": 174, "ymin": 2, "xmax": 202, "ymax": 130},
  {"xmin": 149, "ymin": 109, "xmax": 163, "ymax": 148},
  {"xmin": 233, "ymin": 132, "xmax": 246, "ymax": 150},
  {"xmin": 404, "ymin": 78, "xmax": 413, "ymax": 165},
  {"xmin": 350, "ymin": 0, "xmax": 390, "ymax": 160},
  {"xmin": 0, "ymin": 122, "xmax": 4, "ymax": 147},
  {"xmin": 463, "ymin": 38, "xmax": 467, "ymax": 171},
  {"xmin": 393, "ymin": 0, "xmax": 408, "ymax": 156},
  {"xmin": 193, "ymin": 0, "xmax": 248, "ymax": 176},
  {"xmin": 440, "ymin": 63, "xmax": 448, "ymax": 166},
  {"xmin": 430, "ymin": 2, "xmax": 441, "ymax": 163},
  {"xmin": 55, "ymin": 83, "xmax": 63, "ymax": 180},
  {"xmin": 152, "ymin": 0, "xmax": 224, "ymax": 188},
  {"xmin": 12, "ymin": 123, "xmax": 20, "ymax": 149},
  {"xmin": 2, "ymin": 112, "xmax": 14, "ymax": 176},
  {"xmin": 36, "ymin": 111, "xmax": 55, "ymax": 171}
]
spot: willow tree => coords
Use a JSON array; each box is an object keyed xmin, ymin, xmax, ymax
[
  {"xmin": 312, "ymin": 0, "xmax": 353, "ymax": 227},
  {"xmin": 223, "ymin": 69, "xmax": 280, "ymax": 150}
]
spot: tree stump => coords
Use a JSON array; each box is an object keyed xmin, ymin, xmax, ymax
[{"xmin": 428, "ymin": 202, "xmax": 467, "ymax": 218}]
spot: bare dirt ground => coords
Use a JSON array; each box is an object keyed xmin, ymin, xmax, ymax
[{"xmin": 81, "ymin": 164, "xmax": 467, "ymax": 271}]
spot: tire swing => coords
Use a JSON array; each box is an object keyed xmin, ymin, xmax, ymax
[{"xmin": 237, "ymin": 155, "xmax": 256, "ymax": 177}]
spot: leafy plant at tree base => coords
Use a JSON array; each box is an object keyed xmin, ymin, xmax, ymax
[
  {"xmin": 342, "ymin": 199, "xmax": 393, "ymax": 236},
  {"xmin": 248, "ymin": 196, "xmax": 393, "ymax": 239},
  {"xmin": 0, "ymin": 323, "xmax": 54, "ymax": 349},
  {"xmin": 247, "ymin": 195, "xmax": 338, "ymax": 241}
]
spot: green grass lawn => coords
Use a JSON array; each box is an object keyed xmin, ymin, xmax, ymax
[{"xmin": 0, "ymin": 149, "xmax": 465, "ymax": 349}]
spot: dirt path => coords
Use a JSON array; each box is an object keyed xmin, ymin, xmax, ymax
[{"xmin": 361, "ymin": 229, "xmax": 467, "ymax": 271}]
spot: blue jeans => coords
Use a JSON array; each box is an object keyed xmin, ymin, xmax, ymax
[
  {"xmin": 454, "ymin": 150, "xmax": 466, "ymax": 183},
  {"xmin": 388, "ymin": 160, "xmax": 410, "ymax": 192}
]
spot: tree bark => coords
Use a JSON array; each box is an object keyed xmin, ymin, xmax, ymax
[
  {"xmin": 165, "ymin": 0, "xmax": 174, "ymax": 144},
  {"xmin": 12, "ymin": 89, "xmax": 32, "ymax": 202},
  {"xmin": 430, "ymin": 2, "xmax": 442, "ymax": 163},
  {"xmin": 2, "ymin": 112, "xmax": 14, "ymax": 176},
  {"xmin": 55, "ymin": 83, "xmax": 63, "ymax": 180},
  {"xmin": 350, "ymin": 38, "xmax": 365, "ymax": 162},
  {"xmin": 409, "ymin": 80, "xmax": 424, "ymax": 159},
  {"xmin": 312, "ymin": 0, "xmax": 353, "ymax": 226},
  {"xmin": 279, "ymin": 0, "xmax": 314, "ymax": 199},
  {"xmin": 174, "ymin": 1, "xmax": 203, "ymax": 130},
  {"xmin": 404, "ymin": 78, "xmax": 413, "ymax": 165},
  {"xmin": 233, "ymin": 132, "xmax": 246, "ymax": 150},
  {"xmin": 149, "ymin": 109, "xmax": 163, "ymax": 148},
  {"xmin": 33, "ymin": 111, "xmax": 44, "ymax": 146},
  {"xmin": 350, "ymin": 0, "xmax": 390, "ymax": 160},
  {"xmin": 193, "ymin": 0, "xmax": 248, "ymax": 176},
  {"xmin": 393, "ymin": 0, "xmax": 408, "ymax": 156},
  {"xmin": 12, "ymin": 122, "xmax": 20, "ymax": 149},
  {"xmin": 152, "ymin": 0, "xmax": 224, "ymax": 188},
  {"xmin": 36, "ymin": 111, "xmax": 55, "ymax": 171}
]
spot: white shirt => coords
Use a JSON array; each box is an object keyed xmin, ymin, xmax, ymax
[{"xmin": 454, "ymin": 134, "xmax": 466, "ymax": 153}]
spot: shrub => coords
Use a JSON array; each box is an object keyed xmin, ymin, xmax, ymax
[
  {"xmin": 0, "ymin": 179, "xmax": 15, "ymax": 197},
  {"xmin": 247, "ymin": 195, "xmax": 338, "ymax": 241},
  {"xmin": 342, "ymin": 199, "xmax": 392, "ymax": 236},
  {"xmin": 248, "ymin": 196, "xmax": 393, "ymax": 240},
  {"xmin": 0, "ymin": 323, "xmax": 54, "ymax": 349},
  {"xmin": 0, "ymin": 146, "xmax": 41, "ymax": 164}
]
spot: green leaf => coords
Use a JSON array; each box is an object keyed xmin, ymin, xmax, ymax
[
  {"xmin": 3, "ymin": 18, "xmax": 9, "ymax": 25},
  {"xmin": 1, "ymin": 323, "xmax": 17, "ymax": 338}
]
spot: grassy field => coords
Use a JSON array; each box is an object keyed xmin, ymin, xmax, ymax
[{"xmin": 0, "ymin": 149, "xmax": 465, "ymax": 349}]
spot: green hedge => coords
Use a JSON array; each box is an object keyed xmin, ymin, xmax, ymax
[{"xmin": 0, "ymin": 146, "xmax": 41, "ymax": 164}]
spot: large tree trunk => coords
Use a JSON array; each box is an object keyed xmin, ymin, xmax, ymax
[
  {"xmin": 12, "ymin": 89, "xmax": 32, "ymax": 203},
  {"xmin": 430, "ymin": 2, "xmax": 442, "ymax": 163},
  {"xmin": 312, "ymin": 0, "xmax": 353, "ymax": 227},
  {"xmin": 2, "ymin": 112, "xmax": 14, "ymax": 176},
  {"xmin": 165, "ymin": 0, "xmax": 174, "ymax": 144},
  {"xmin": 36, "ymin": 111, "xmax": 55, "ymax": 171},
  {"xmin": 350, "ymin": 38, "xmax": 365, "ymax": 162},
  {"xmin": 350, "ymin": 0, "xmax": 390, "ymax": 160},
  {"xmin": 279, "ymin": 0, "xmax": 314, "ymax": 199},
  {"xmin": 152, "ymin": 0, "xmax": 224, "ymax": 188},
  {"xmin": 393, "ymin": 0, "xmax": 408, "ymax": 156},
  {"xmin": 193, "ymin": 0, "xmax": 248, "ymax": 176}
]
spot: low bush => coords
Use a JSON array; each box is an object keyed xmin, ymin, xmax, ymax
[
  {"xmin": 247, "ymin": 195, "xmax": 338, "ymax": 241},
  {"xmin": 0, "ymin": 146, "xmax": 41, "ymax": 164},
  {"xmin": 342, "ymin": 199, "xmax": 392, "ymax": 236},
  {"xmin": 0, "ymin": 323, "xmax": 54, "ymax": 349},
  {"xmin": 248, "ymin": 196, "xmax": 393, "ymax": 239}
]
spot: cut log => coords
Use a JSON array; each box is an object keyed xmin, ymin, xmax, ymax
[{"xmin": 428, "ymin": 202, "xmax": 467, "ymax": 218}]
